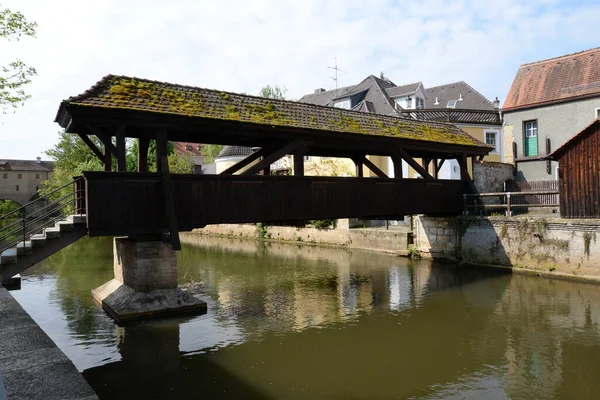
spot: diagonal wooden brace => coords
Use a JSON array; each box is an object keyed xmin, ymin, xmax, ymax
[
  {"xmin": 361, "ymin": 156, "xmax": 388, "ymax": 178},
  {"xmin": 241, "ymin": 141, "xmax": 305, "ymax": 176},
  {"xmin": 220, "ymin": 147, "xmax": 268, "ymax": 175},
  {"xmin": 394, "ymin": 147, "xmax": 434, "ymax": 179},
  {"xmin": 77, "ymin": 133, "xmax": 104, "ymax": 162}
]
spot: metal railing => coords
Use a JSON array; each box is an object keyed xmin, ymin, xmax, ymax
[
  {"xmin": 0, "ymin": 177, "xmax": 85, "ymax": 255},
  {"xmin": 464, "ymin": 190, "xmax": 559, "ymax": 217}
]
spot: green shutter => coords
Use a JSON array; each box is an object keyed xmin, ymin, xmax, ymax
[{"xmin": 524, "ymin": 135, "xmax": 538, "ymax": 156}]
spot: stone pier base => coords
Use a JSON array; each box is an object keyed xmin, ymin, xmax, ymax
[{"xmin": 92, "ymin": 237, "xmax": 206, "ymax": 322}]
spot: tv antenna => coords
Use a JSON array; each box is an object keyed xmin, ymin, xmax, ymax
[{"xmin": 327, "ymin": 57, "xmax": 346, "ymax": 92}]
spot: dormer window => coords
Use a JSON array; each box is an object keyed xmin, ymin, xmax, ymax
[
  {"xmin": 197, "ymin": 144, "xmax": 203, "ymax": 152},
  {"xmin": 334, "ymin": 99, "xmax": 351, "ymax": 109},
  {"xmin": 447, "ymin": 99, "xmax": 457, "ymax": 108},
  {"xmin": 185, "ymin": 145, "xmax": 193, "ymax": 151}
]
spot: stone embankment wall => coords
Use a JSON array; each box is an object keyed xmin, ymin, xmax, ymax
[
  {"xmin": 414, "ymin": 215, "xmax": 600, "ymax": 278},
  {"xmin": 191, "ymin": 221, "xmax": 409, "ymax": 254}
]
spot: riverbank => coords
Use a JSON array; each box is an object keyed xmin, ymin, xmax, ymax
[
  {"xmin": 191, "ymin": 222, "xmax": 411, "ymax": 255},
  {"xmin": 0, "ymin": 284, "xmax": 98, "ymax": 400}
]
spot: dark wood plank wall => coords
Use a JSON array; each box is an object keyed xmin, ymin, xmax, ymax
[
  {"xmin": 83, "ymin": 172, "xmax": 471, "ymax": 237},
  {"xmin": 559, "ymin": 124, "xmax": 600, "ymax": 218}
]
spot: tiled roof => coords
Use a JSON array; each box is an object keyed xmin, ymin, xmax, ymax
[
  {"xmin": 385, "ymin": 82, "xmax": 421, "ymax": 98},
  {"xmin": 0, "ymin": 160, "xmax": 54, "ymax": 172},
  {"xmin": 425, "ymin": 82, "xmax": 495, "ymax": 111},
  {"xmin": 216, "ymin": 146, "xmax": 255, "ymax": 158},
  {"xmin": 57, "ymin": 75, "xmax": 488, "ymax": 148},
  {"xmin": 298, "ymin": 85, "xmax": 355, "ymax": 106},
  {"xmin": 503, "ymin": 47, "xmax": 600, "ymax": 111}
]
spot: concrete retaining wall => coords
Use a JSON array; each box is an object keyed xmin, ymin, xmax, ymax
[
  {"xmin": 191, "ymin": 222, "xmax": 409, "ymax": 253},
  {"xmin": 414, "ymin": 215, "xmax": 600, "ymax": 277}
]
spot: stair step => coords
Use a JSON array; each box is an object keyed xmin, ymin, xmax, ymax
[
  {"xmin": 56, "ymin": 221, "xmax": 74, "ymax": 232},
  {"xmin": 16, "ymin": 241, "xmax": 32, "ymax": 255},
  {"xmin": 30, "ymin": 234, "xmax": 46, "ymax": 248},
  {"xmin": 0, "ymin": 248, "xmax": 17, "ymax": 265},
  {"xmin": 44, "ymin": 227, "xmax": 60, "ymax": 239},
  {"xmin": 67, "ymin": 215, "xmax": 86, "ymax": 225}
]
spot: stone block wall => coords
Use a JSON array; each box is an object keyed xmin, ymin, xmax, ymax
[
  {"xmin": 412, "ymin": 216, "xmax": 457, "ymax": 258},
  {"xmin": 414, "ymin": 215, "xmax": 600, "ymax": 277}
]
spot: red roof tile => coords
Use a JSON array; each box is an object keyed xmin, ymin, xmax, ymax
[{"xmin": 503, "ymin": 47, "xmax": 600, "ymax": 111}]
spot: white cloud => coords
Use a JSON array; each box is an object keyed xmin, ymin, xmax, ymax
[{"xmin": 0, "ymin": 0, "xmax": 598, "ymax": 158}]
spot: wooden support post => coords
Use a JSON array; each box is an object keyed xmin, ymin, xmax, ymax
[
  {"xmin": 422, "ymin": 158, "xmax": 430, "ymax": 171},
  {"xmin": 138, "ymin": 137, "xmax": 150, "ymax": 172},
  {"xmin": 103, "ymin": 145, "xmax": 112, "ymax": 172},
  {"xmin": 262, "ymin": 159, "xmax": 271, "ymax": 176},
  {"xmin": 293, "ymin": 148, "xmax": 305, "ymax": 176},
  {"xmin": 241, "ymin": 141, "xmax": 304, "ymax": 176},
  {"xmin": 77, "ymin": 134, "xmax": 104, "ymax": 162},
  {"xmin": 458, "ymin": 154, "xmax": 471, "ymax": 180},
  {"xmin": 353, "ymin": 157, "xmax": 364, "ymax": 178},
  {"xmin": 116, "ymin": 125, "xmax": 126, "ymax": 172},
  {"xmin": 392, "ymin": 155, "xmax": 403, "ymax": 179},
  {"xmin": 506, "ymin": 193, "xmax": 512, "ymax": 217},
  {"xmin": 362, "ymin": 156, "xmax": 388, "ymax": 178},
  {"xmin": 394, "ymin": 147, "xmax": 433, "ymax": 179},
  {"xmin": 432, "ymin": 158, "xmax": 439, "ymax": 179},
  {"xmin": 90, "ymin": 126, "xmax": 119, "ymax": 156},
  {"xmin": 155, "ymin": 129, "xmax": 168, "ymax": 172}
]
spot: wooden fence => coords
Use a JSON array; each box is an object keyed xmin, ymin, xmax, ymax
[{"xmin": 504, "ymin": 180, "xmax": 559, "ymax": 206}]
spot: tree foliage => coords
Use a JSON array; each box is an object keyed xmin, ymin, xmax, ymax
[
  {"xmin": 0, "ymin": 199, "xmax": 21, "ymax": 217},
  {"xmin": 1, "ymin": 5, "xmax": 37, "ymax": 112},
  {"xmin": 201, "ymin": 144, "xmax": 223, "ymax": 163},
  {"xmin": 258, "ymin": 84, "xmax": 287, "ymax": 100}
]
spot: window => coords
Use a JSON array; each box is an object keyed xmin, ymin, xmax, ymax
[
  {"xmin": 524, "ymin": 120, "xmax": 538, "ymax": 156},
  {"xmin": 485, "ymin": 130, "xmax": 499, "ymax": 153},
  {"xmin": 596, "ymin": 108, "xmax": 600, "ymax": 118},
  {"xmin": 447, "ymin": 99, "xmax": 457, "ymax": 108},
  {"xmin": 35, "ymin": 173, "xmax": 40, "ymax": 179},
  {"xmin": 304, "ymin": 155, "xmax": 311, "ymax": 161},
  {"xmin": 334, "ymin": 99, "xmax": 351, "ymax": 109},
  {"xmin": 17, "ymin": 174, "xmax": 22, "ymax": 179},
  {"xmin": 16, "ymin": 185, "xmax": 19, "ymax": 191},
  {"xmin": 185, "ymin": 145, "xmax": 192, "ymax": 151}
]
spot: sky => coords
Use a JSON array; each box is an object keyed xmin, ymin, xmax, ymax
[{"xmin": 1, "ymin": 0, "xmax": 599, "ymax": 159}]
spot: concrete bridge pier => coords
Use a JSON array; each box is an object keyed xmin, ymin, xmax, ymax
[{"xmin": 92, "ymin": 237, "xmax": 206, "ymax": 322}]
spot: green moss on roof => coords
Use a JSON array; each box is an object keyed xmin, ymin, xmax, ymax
[{"xmin": 64, "ymin": 75, "xmax": 489, "ymax": 148}]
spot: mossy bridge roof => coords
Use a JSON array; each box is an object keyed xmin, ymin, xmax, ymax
[{"xmin": 55, "ymin": 75, "xmax": 492, "ymax": 158}]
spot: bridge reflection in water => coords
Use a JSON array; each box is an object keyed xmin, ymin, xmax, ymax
[{"xmin": 12, "ymin": 235, "xmax": 600, "ymax": 399}]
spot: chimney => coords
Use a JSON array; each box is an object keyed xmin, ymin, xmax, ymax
[
  {"xmin": 36, "ymin": 157, "xmax": 41, "ymax": 164},
  {"xmin": 314, "ymin": 88, "xmax": 326, "ymax": 94}
]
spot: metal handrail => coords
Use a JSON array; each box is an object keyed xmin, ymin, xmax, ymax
[
  {"xmin": 0, "ymin": 177, "xmax": 85, "ymax": 255},
  {"xmin": 463, "ymin": 190, "xmax": 559, "ymax": 217}
]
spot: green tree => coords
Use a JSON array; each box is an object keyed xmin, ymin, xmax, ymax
[
  {"xmin": 0, "ymin": 199, "xmax": 21, "ymax": 217},
  {"xmin": 1, "ymin": 5, "xmax": 37, "ymax": 112},
  {"xmin": 258, "ymin": 84, "xmax": 287, "ymax": 100},
  {"xmin": 201, "ymin": 144, "xmax": 223, "ymax": 163},
  {"xmin": 202, "ymin": 85, "xmax": 287, "ymax": 163}
]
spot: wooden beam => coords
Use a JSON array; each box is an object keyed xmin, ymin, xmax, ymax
[
  {"xmin": 362, "ymin": 156, "xmax": 388, "ymax": 178},
  {"xmin": 458, "ymin": 154, "xmax": 471, "ymax": 181},
  {"xmin": 392, "ymin": 155, "xmax": 403, "ymax": 178},
  {"xmin": 422, "ymin": 158, "xmax": 430, "ymax": 171},
  {"xmin": 160, "ymin": 154, "xmax": 181, "ymax": 250},
  {"xmin": 241, "ymin": 141, "xmax": 304, "ymax": 176},
  {"xmin": 155, "ymin": 129, "xmax": 168, "ymax": 172},
  {"xmin": 293, "ymin": 147, "xmax": 305, "ymax": 176},
  {"xmin": 220, "ymin": 148, "xmax": 267, "ymax": 175},
  {"xmin": 432, "ymin": 158, "xmax": 439, "ymax": 179},
  {"xmin": 103, "ymin": 145, "xmax": 112, "ymax": 172},
  {"xmin": 437, "ymin": 159, "xmax": 446, "ymax": 171},
  {"xmin": 138, "ymin": 137, "xmax": 150, "ymax": 172},
  {"xmin": 116, "ymin": 125, "xmax": 126, "ymax": 172},
  {"xmin": 89, "ymin": 126, "xmax": 118, "ymax": 156},
  {"xmin": 353, "ymin": 157, "xmax": 364, "ymax": 178},
  {"xmin": 394, "ymin": 147, "xmax": 434, "ymax": 179},
  {"xmin": 77, "ymin": 133, "xmax": 104, "ymax": 162}
]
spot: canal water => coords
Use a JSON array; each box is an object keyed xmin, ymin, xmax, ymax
[{"xmin": 9, "ymin": 234, "xmax": 600, "ymax": 399}]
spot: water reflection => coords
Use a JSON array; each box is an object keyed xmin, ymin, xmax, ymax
[{"xmin": 9, "ymin": 234, "xmax": 600, "ymax": 399}]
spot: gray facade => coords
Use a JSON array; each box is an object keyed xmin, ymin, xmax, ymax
[{"xmin": 504, "ymin": 96, "xmax": 600, "ymax": 181}]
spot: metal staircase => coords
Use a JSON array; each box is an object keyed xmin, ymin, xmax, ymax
[{"xmin": 0, "ymin": 177, "xmax": 87, "ymax": 287}]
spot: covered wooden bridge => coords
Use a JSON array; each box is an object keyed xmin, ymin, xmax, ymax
[{"xmin": 55, "ymin": 75, "xmax": 492, "ymax": 244}]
